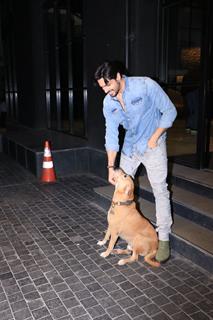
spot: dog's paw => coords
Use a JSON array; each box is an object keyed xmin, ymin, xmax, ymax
[
  {"xmin": 97, "ymin": 240, "xmax": 106, "ymax": 246},
  {"xmin": 127, "ymin": 244, "xmax": 132, "ymax": 251},
  {"xmin": 118, "ymin": 259, "xmax": 126, "ymax": 266},
  {"xmin": 100, "ymin": 251, "xmax": 109, "ymax": 258}
]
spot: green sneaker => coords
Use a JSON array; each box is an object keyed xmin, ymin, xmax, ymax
[{"xmin": 156, "ymin": 240, "xmax": 170, "ymax": 262}]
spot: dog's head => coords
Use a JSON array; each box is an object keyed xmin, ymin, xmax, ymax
[{"xmin": 113, "ymin": 168, "xmax": 134, "ymax": 200}]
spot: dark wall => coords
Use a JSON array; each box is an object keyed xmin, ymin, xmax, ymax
[
  {"xmin": 129, "ymin": 0, "xmax": 158, "ymax": 77},
  {"xmin": 13, "ymin": 0, "xmax": 33, "ymax": 126},
  {"xmin": 13, "ymin": 0, "xmax": 46, "ymax": 128},
  {"xmin": 29, "ymin": 0, "xmax": 46, "ymax": 128},
  {"xmin": 84, "ymin": 0, "xmax": 126, "ymax": 150}
]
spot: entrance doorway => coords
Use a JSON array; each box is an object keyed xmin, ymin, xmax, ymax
[{"xmin": 159, "ymin": 0, "xmax": 213, "ymax": 169}]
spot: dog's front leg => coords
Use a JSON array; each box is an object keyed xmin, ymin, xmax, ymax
[
  {"xmin": 100, "ymin": 233, "xmax": 118, "ymax": 258},
  {"xmin": 97, "ymin": 227, "xmax": 111, "ymax": 246}
]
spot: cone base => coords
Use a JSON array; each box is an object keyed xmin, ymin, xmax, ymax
[{"xmin": 41, "ymin": 169, "xmax": 56, "ymax": 183}]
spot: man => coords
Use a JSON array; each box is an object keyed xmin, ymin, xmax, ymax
[{"xmin": 94, "ymin": 61, "xmax": 177, "ymax": 262}]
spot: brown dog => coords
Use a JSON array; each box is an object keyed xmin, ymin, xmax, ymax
[{"xmin": 97, "ymin": 168, "xmax": 160, "ymax": 267}]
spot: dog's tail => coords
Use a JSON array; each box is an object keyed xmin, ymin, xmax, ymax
[{"xmin": 144, "ymin": 251, "xmax": 160, "ymax": 267}]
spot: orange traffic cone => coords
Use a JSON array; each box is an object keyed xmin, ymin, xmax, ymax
[{"xmin": 40, "ymin": 141, "xmax": 56, "ymax": 183}]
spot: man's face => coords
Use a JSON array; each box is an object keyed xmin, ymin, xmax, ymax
[{"xmin": 97, "ymin": 73, "xmax": 121, "ymax": 97}]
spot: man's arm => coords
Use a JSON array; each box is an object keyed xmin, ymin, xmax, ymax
[
  {"xmin": 147, "ymin": 79, "xmax": 177, "ymax": 148},
  {"xmin": 148, "ymin": 79, "xmax": 177, "ymax": 128},
  {"xmin": 107, "ymin": 150, "xmax": 117, "ymax": 185}
]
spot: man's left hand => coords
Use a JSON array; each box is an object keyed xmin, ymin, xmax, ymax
[{"xmin": 148, "ymin": 138, "xmax": 158, "ymax": 149}]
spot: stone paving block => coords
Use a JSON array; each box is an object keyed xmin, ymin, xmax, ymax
[
  {"xmin": 106, "ymin": 304, "xmax": 125, "ymax": 318},
  {"xmin": 170, "ymin": 292, "xmax": 187, "ymax": 305},
  {"xmin": 151, "ymin": 294, "xmax": 170, "ymax": 306},
  {"xmin": 133, "ymin": 315, "xmax": 150, "ymax": 320},
  {"xmin": 74, "ymin": 316, "xmax": 91, "ymax": 320},
  {"xmin": 87, "ymin": 304, "xmax": 105, "ymax": 318},
  {"xmin": 160, "ymin": 285, "xmax": 177, "ymax": 297},
  {"xmin": 180, "ymin": 301, "xmax": 200, "ymax": 315},
  {"xmin": 126, "ymin": 287, "xmax": 143, "ymax": 299},
  {"xmin": 142, "ymin": 303, "xmax": 161, "ymax": 316},
  {"xmin": 125, "ymin": 304, "xmax": 144, "ymax": 318},
  {"xmin": 13, "ymin": 308, "xmax": 31, "ymax": 320},
  {"xmin": 0, "ymin": 300, "xmax": 10, "ymax": 312},
  {"xmin": 32, "ymin": 306, "xmax": 50, "ymax": 319},
  {"xmin": 49, "ymin": 306, "xmax": 69, "ymax": 319},
  {"xmin": 114, "ymin": 315, "xmax": 132, "ymax": 320},
  {"xmin": 45, "ymin": 298, "xmax": 64, "ymax": 310},
  {"xmin": 152, "ymin": 311, "xmax": 171, "ymax": 320},
  {"xmin": 27, "ymin": 298, "xmax": 44, "ymax": 311},
  {"xmin": 0, "ymin": 308, "xmax": 13, "ymax": 320},
  {"xmin": 0, "ymin": 292, "xmax": 7, "ymax": 302},
  {"xmin": 10, "ymin": 300, "xmax": 28, "ymax": 313},
  {"xmin": 196, "ymin": 299, "xmax": 213, "ymax": 315},
  {"xmin": 54, "ymin": 283, "xmax": 69, "ymax": 293},
  {"xmin": 171, "ymin": 311, "xmax": 191, "ymax": 320},
  {"xmin": 69, "ymin": 305, "xmax": 87, "ymax": 318},
  {"xmin": 94, "ymin": 314, "xmax": 111, "ymax": 320},
  {"xmin": 57, "ymin": 290, "xmax": 74, "ymax": 301},
  {"xmin": 117, "ymin": 296, "xmax": 135, "ymax": 310},
  {"xmin": 40, "ymin": 316, "xmax": 54, "ymax": 320},
  {"xmin": 63, "ymin": 297, "xmax": 80, "ymax": 309},
  {"xmin": 98, "ymin": 296, "xmax": 116, "ymax": 309}
]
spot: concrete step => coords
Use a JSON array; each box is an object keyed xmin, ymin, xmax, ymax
[
  {"xmin": 93, "ymin": 185, "xmax": 213, "ymax": 273},
  {"xmin": 168, "ymin": 163, "xmax": 213, "ymax": 199},
  {"xmin": 136, "ymin": 175, "xmax": 213, "ymax": 231}
]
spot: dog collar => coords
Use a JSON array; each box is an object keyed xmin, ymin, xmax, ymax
[{"xmin": 111, "ymin": 199, "xmax": 134, "ymax": 208}]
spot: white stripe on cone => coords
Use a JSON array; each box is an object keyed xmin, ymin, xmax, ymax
[
  {"xmin": 44, "ymin": 147, "xmax": 51, "ymax": 157},
  {"xmin": 43, "ymin": 161, "xmax": 53, "ymax": 169}
]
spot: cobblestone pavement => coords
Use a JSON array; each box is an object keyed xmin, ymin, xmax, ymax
[{"xmin": 0, "ymin": 154, "xmax": 212, "ymax": 320}]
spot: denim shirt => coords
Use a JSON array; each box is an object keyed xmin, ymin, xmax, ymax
[{"xmin": 103, "ymin": 76, "xmax": 177, "ymax": 157}]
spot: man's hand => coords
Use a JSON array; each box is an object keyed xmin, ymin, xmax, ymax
[
  {"xmin": 148, "ymin": 128, "xmax": 167, "ymax": 149},
  {"xmin": 148, "ymin": 137, "xmax": 158, "ymax": 149},
  {"xmin": 108, "ymin": 167, "xmax": 116, "ymax": 185}
]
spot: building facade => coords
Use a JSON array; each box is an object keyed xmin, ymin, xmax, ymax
[{"xmin": 0, "ymin": 0, "xmax": 212, "ymax": 175}]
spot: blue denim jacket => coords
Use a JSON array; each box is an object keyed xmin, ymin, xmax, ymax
[{"xmin": 103, "ymin": 76, "xmax": 177, "ymax": 157}]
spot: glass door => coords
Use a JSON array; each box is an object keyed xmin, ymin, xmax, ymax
[{"xmin": 159, "ymin": 0, "xmax": 211, "ymax": 168}]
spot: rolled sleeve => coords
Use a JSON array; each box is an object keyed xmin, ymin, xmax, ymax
[
  {"xmin": 103, "ymin": 103, "xmax": 120, "ymax": 152},
  {"xmin": 150, "ymin": 80, "xmax": 177, "ymax": 128}
]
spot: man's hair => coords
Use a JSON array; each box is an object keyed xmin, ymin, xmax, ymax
[{"xmin": 94, "ymin": 61, "xmax": 126, "ymax": 84}]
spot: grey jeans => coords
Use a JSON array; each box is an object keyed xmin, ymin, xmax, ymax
[{"xmin": 120, "ymin": 140, "xmax": 172, "ymax": 241}]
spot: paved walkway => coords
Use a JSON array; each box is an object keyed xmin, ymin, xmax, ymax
[{"xmin": 0, "ymin": 154, "xmax": 212, "ymax": 320}]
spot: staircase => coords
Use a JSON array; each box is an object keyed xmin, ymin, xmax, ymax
[{"xmin": 93, "ymin": 163, "xmax": 213, "ymax": 273}]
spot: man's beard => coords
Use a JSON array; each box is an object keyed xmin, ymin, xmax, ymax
[
  {"xmin": 109, "ymin": 88, "xmax": 119, "ymax": 97},
  {"xmin": 109, "ymin": 91, "xmax": 116, "ymax": 96}
]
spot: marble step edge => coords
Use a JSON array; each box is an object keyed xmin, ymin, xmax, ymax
[
  {"xmin": 168, "ymin": 163, "xmax": 213, "ymax": 190},
  {"xmin": 139, "ymin": 163, "xmax": 213, "ymax": 198}
]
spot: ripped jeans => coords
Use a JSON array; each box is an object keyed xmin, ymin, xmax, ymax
[{"xmin": 120, "ymin": 140, "xmax": 172, "ymax": 241}]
